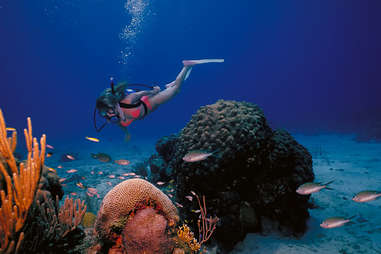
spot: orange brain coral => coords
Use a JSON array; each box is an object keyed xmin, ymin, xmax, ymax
[{"xmin": 95, "ymin": 178, "xmax": 179, "ymax": 241}]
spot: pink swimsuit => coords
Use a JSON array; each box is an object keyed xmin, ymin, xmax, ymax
[{"xmin": 120, "ymin": 96, "xmax": 152, "ymax": 127}]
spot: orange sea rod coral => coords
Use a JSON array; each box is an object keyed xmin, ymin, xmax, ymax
[
  {"xmin": 0, "ymin": 110, "xmax": 46, "ymax": 253},
  {"xmin": 95, "ymin": 178, "xmax": 179, "ymax": 243}
]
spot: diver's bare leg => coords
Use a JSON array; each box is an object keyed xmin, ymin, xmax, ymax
[
  {"xmin": 148, "ymin": 59, "xmax": 224, "ymax": 111},
  {"xmin": 148, "ymin": 66, "xmax": 191, "ymax": 110}
]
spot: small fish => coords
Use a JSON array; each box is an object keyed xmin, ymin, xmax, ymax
[
  {"xmin": 86, "ymin": 192, "xmax": 94, "ymax": 197},
  {"xmin": 320, "ymin": 216, "xmax": 354, "ymax": 229},
  {"xmin": 175, "ymin": 202, "xmax": 183, "ymax": 208},
  {"xmin": 66, "ymin": 169, "xmax": 78, "ymax": 173},
  {"xmin": 57, "ymin": 165, "xmax": 63, "ymax": 169},
  {"xmin": 118, "ymin": 176, "xmax": 125, "ymax": 180},
  {"xmin": 123, "ymin": 172, "xmax": 136, "ymax": 176},
  {"xmin": 85, "ymin": 136, "xmax": 100, "ymax": 142},
  {"xmin": 190, "ymin": 190, "xmax": 196, "ymax": 196},
  {"xmin": 192, "ymin": 209, "xmax": 201, "ymax": 213},
  {"xmin": 352, "ymin": 191, "xmax": 381, "ymax": 203},
  {"xmin": 108, "ymin": 175, "xmax": 116, "ymax": 179},
  {"xmin": 46, "ymin": 144, "xmax": 54, "ymax": 149},
  {"xmin": 167, "ymin": 194, "xmax": 173, "ymax": 198},
  {"xmin": 70, "ymin": 192, "xmax": 77, "ymax": 196},
  {"xmin": 91, "ymin": 171, "xmax": 95, "ymax": 175},
  {"xmin": 98, "ymin": 171, "xmax": 103, "ymax": 175},
  {"xmin": 87, "ymin": 187, "xmax": 98, "ymax": 194},
  {"xmin": 6, "ymin": 127, "xmax": 16, "ymax": 131},
  {"xmin": 66, "ymin": 155, "xmax": 75, "ymax": 160},
  {"xmin": 185, "ymin": 195, "xmax": 193, "ymax": 201},
  {"xmin": 46, "ymin": 152, "xmax": 53, "ymax": 158},
  {"xmin": 133, "ymin": 175, "xmax": 141, "ymax": 178},
  {"xmin": 59, "ymin": 178, "xmax": 67, "ymax": 183},
  {"xmin": 156, "ymin": 181, "xmax": 165, "ymax": 185},
  {"xmin": 106, "ymin": 181, "xmax": 113, "ymax": 186},
  {"xmin": 169, "ymin": 179, "xmax": 175, "ymax": 184},
  {"xmin": 87, "ymin": 188, "xmax": 100, "ymax": 198},
  {"xmin": 76, "ymin": 182, "xmax": 85, "ymax": 189},
  {"xmin": 183, "ymin": 150, "xmax": 215, "ymax": 162},
  {"xmin": 91, "ymin": 153, "xmax": 111, "ymax": 163},
  {"xmin": 47, "ymin": 167, "xmax": 56, "ymax": 173},
  {"xmin": 168, "ymin": 189, "xmax": 174, "ymax": 193},
  {"xmin": 296, "ymin": 180, "xmax": 334, "ymax": 195},
  {"xmin": 114, "ymin": 159, "xmax": 130, "ymax": 166}
]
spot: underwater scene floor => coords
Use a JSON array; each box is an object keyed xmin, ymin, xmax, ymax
[
  {"xmin": 46, "ymin": 133, "xmax": 381, "ymax": 254},
  {"xmin": 232, "ymin": 134, "xmax": 381, "ymax": 254}
]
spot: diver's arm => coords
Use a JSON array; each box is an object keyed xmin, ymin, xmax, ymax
[{"xmin": 128, "ymin": 86, "xmax": 161, "ymax": 103}]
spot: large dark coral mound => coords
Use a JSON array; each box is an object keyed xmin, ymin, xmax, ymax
[{"xmin": 150, "ymin": 99, "xmax": 314, "ymax": 252}]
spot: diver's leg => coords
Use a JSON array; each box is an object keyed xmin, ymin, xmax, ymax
[
  {"xmin": 165, "ymin": 65, "xmax": 192, "ymax": 88},
  {"xmin": 148, "ymin": 66, "xmax": 191, "ymax": 110},
  {"xmin": 148, "ymin": 59, "xmax": 224, "ymax": 112}
]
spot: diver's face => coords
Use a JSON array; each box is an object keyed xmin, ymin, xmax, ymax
[{"xmin": 105, "ymin": 109, "xmax": 120, "ymax": 123}]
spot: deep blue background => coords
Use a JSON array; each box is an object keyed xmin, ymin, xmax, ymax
[{"xmin": 1, "ymin": 0, "xmax": 380, "ymax": 143}]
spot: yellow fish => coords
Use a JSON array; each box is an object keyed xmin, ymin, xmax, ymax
[
  {"xmin": 76, "ymin": 182, "xmax": 85, "ymax": 189},
  {"xmin": 6, "ymin": 127, "xmax": 16, "ymax": 131},
  {"xmin": 48, "ymin": 167, "xmax": 56, "ymax": 172},
  {"xmin": 85, "ymin": 136, "xmax": 100, "ymax": 142}
]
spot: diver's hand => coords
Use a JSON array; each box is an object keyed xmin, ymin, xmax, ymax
[{"xmin": 153, "ymin": 86, "xmax": 161, "ymax": 94}]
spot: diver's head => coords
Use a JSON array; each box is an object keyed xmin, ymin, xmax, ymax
[{"xmin": 95, "ymin": 81, "xmax": 127, "ymax": 120}]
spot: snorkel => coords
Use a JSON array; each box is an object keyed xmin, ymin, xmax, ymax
[{"xmin": 110, "ymin": 77, "xmax": 116, "ymax": 95}]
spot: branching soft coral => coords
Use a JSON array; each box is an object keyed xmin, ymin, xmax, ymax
[{"xmin": 0, "ymin": 109, "xmax": 46, "ymax": 253}]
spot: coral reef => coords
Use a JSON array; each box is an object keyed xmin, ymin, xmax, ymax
[
  {"xmin": 0, "ymin": 110, "xmax": 87, "ymax": 254},
  {"xmin": 122, "ymin": 207, "xmax": 173, "ymax": 254},
  {"xmin": 38, "ymin": 165, "xmax": 64, "ymax": 201},
  {"xmin": 82, "ymin": 212, "xmax": 97, "ymax": 228},
  {"xmin": 149, "ymin": 99, "xmax": 314, "ymax": 251},
  {"xmin": 21, "ymin": 192, "xmax": 87, "ymax": 253},
  {"xmin": 93, "ymin": 178, "xmax": 217, "ymax": 254},
  {"xmin": 0, "ymin": 110, "xmax": 46, "ymax": 253},
  {"xmin": 94, "ymin": 179, "xmax": 179, "ymax": 247}
]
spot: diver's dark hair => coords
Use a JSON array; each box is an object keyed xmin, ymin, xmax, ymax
[{"xmin": 96, "ymin": 82, "xmax": 127, "ymax": 116}]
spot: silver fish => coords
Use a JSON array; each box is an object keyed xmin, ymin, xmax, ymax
[
  {"xmin": 320, "ymin": 216, "xmax": 354, "ymax": 229},
  {"xmin": 352, "ymin": 191, "xmax": 381, "ymax": 203},
  {"xmin": 183, "ymin": 150, "xmax": 214, "ymax": 162},
  {"xmin": 296, "ymin": 180, "xmax": 334, "ymax": 195}
]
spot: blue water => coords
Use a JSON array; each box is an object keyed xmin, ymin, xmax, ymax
[{"xmin": 1, "ymin": 0, "xmax": 380, "ymax": 142}]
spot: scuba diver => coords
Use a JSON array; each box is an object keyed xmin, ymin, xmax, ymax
[{"xmin": 94, "ymin": 59, "xmax": 224, "ymax": 137}]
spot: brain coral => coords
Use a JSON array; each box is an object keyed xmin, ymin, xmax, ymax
[
  {"xmin": 95, "ymin": 178, "xmax": 179, "ymax": 243},
  {"xmin": 122, "ymin": 207, "xmax": 173, "ymax": 254}
]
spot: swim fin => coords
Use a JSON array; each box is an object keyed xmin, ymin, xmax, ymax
[
  {"xmin": 183, "ymin": 59, "xmax": 224, "ymax": 66},
  {"xmin": 184, "ymin": 67, "xmax": 192, "ymax": 81}
]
